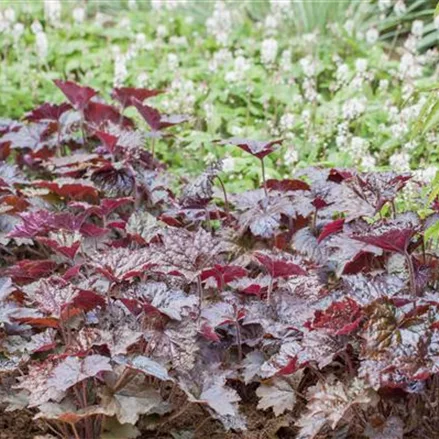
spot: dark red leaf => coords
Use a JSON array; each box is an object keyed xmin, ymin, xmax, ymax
[
  {"xmin": 318, "ymin": 219, "xmax": 345, "ymax": 243},
  {"xmin": 308, "ymin": 297, "xmax": 363, "ymax": 335},
  {"xmin": 266, "ymin": 179, "xmax": 310, "ymax": 192},
  {"xmin": 111, "ymin": 87, "xmax": 164, "ymax": 109},
  {"xmin": 254, "ymin": 252, "xmax": 307, "ymax": 278},
  {"xmin": 132, "ymin": 100, "xmax": 187, "ymax": 131},
  {"xmin": 219, "ymin": 137, "xmax": 283, "ymax": 159},
  {"xmin": 201, "ymin": 264, "xmax": 248, "ymax": 289},
  {"xmin": 25, "ymin": 102, "xmax": 72, "ymax": 122},
  {"xmin": 5, "ymin": 260, "xmax": 57, "ymax": 284},
  {"xmin": 84, "ymin": 101, "xmax": 134, "ymax": 129},
  {"xmin": 54, "ymin": 80, "xmax": 97, "ymax": 110}
]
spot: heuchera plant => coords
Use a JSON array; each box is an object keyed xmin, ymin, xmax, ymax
[{"xmin": 1, "ymin": 80, "xmax": 439, "ymax": 439}]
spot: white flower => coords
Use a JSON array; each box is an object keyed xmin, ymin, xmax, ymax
[
  {"xmin": 44, "ymin": 0, "xmax": 61, "ymax": 27},
  {"xmin": 156, "ymin": 25, "xmax": 168, "ymax": 38},
  {"xmin": 128, "ymin": 0, "xmax": 137, "ymax": 9},
  {"xmin": 136, "ymin": 33, "xmax": 146, "ymax": 46},
  {"xmin": 279, "ymin": 113, "xmax": 295, "ymax": 131},
  {"xmin": 35, "ymin": 31, "xmax": 48, "ymax": 60},
  {"xmin": 378, "ymin": 0, "xmax": 391, "ymax": 11},
  {"xmin": 230, "ymin": 126, "xmax": 243, "ymax": 136},
  {"xmin": 72, "ymin": 7, "xmax": 85, "ymax": 24},
  {"xmin": 137, "ymin": 73, "xmax": 148, "ymax": 87},
  {"xmin": 167, "ymin": 53, "xmax": 179, "ymax": 70},
  {"xmin": 264, "ymin": 15, "xmax": 278, "ymax": 35},
  {"xmin": 284, "ymin": 148, "xmax": 298, "ymax": 166},
  {"xmin": 336, "ymin": 64, "xmax": 350, "ymax": 84},
  {"xmin": 299, "ymin": 56, "xmax": 316, "ymax": 77},
  {"xmin": 206, "ymin": 1, "xmax": 232, "ymax": 46},
  {"xmin": 413, "ymin": 166, "xmax": 437, "ymax": 183},
  {"xmin": 208, "ymin": 48, "xmax": 233, "ymax": 72},
  {"xmin": 31, "ymin": 20, "xmax": 43, "ymax": 34},
  {"xmin": 119, "ymin": 17, "xmax": 131, "ymax": 29},
  {"xmin": 394, "ymin": 0, "xmax": 406, "ymax": 16},
  {"xmin": 379, "ymin": 79, "xmax": 389, "ymax": 91},
  {"xmin": 399, "ymin": 53, "xmax": 422, "ymax": 79},
  {"xmin": 389, "ymin": 152, "xmax": 410, "ymax": 171},
  {"xmin": 342, "ymin": 97, "xmax": 366, "ymax": 120},
  {"xmin": 151, "ymin": 0, "xmax": 184, "ymax": 10},
  {"xmin": 270, "ymin": 0, "xmax": 291, "ymax": 13},
  {"xmin": 114, "ymin": 51, "xmax": 128, "ymax": 87},
  {"xmin": 4, "ymin": 8, "xmax": 16, "ymax": 23},
  {"xmin": 411, "ymin": 20, "xmax": 424, "ymax": 38},
  {"xmin": 261, "ymin": 38, "xmax": 278, "ymax": 67},
  {"xmin": 225, "ymin": 71, "xmax": 238, "ymax": 82},
  {"xmin": 355, "ymin": 59, "xmax": 368, "ymax": 73},
  {"xmin": 223, "ymin": 156, "xmax": 236, "ymax": 172},
  {"xmin": 361, "ymin": 154, "xmax": 376, "ymax": 170},
  {"xmin": 280, "ymin": 49, "xmax": 292, "ymax": 72},
  {"xmin": 366, "ymin": 28, "xmax": 379, "ymax": 45},
  {"xmin": 12, "ymin": 23, "xmax": 24, "ymax": 42}
]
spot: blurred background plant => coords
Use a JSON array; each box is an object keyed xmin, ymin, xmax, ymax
[{"xmin": 0, "ymin": 0, "xmax": 438, "ymax": 192}]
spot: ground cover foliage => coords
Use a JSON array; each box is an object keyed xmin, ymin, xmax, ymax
[
  {"xmin": 1, "ymin": 80, "xmax": 439, "ymax": 438},
  {"xmin": 1, "ymin": 0, "xmax": 439, "ymax": 188}
]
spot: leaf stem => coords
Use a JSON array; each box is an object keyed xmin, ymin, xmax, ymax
[
  {"xmin": 266, "ymin": 277, "xmax": 273, "ymax": 305},
  {"xmin": 151, "ymin": 136, "xmax": 156, "ymax": 162},
  {"xmin": 404, "ymin": 251, "xmax": 417, "ymax": 296},
  {"xmin": 235, "ymin": 319, "xmax": 242, "ymax": 363},
  {"xmin": 215, "ymin": 175, "xmax": 230, "ymax": 216},
  {"xmin": 260, "ymin": 158, "xmax": 268, "ymax": 197},
  {"xmin": 71, "ymin": 423, "xmax": 81, "ymax": 439}
]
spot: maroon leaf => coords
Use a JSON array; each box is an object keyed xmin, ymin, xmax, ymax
[
  {"xmin": 35, "ymin": 178, "xmax": 99, "ymax": 200},
  {"xmin": 254, "ymin": 252, "xmax": 307, "ymax": 278},
  {"xmin": 132, "ymin": 100, "xmax": 187, "ymax": 131},
  {"xmin": 318, "ymin": 219, "xmax": 345, "ymax": 243},
  {"xmin": 201, "ymin": 264, "xmax": 248, "ymax": 289},
  {"xmin": 95, "ymin": 130, "xmax": 118, "ymax": 154},
  {"xmin": 219, "ymin": 137, "xmax": 283, "ymax": 159},
  {"xmin": 84, "ymin": 101, "xmax": 134, "ymax": 129},
  {"xmin": 307, "ymin": 297, "xmax": 363, "ymax": 335},
  {"xmin": 5, "ymin": 260, "xmax": 57, "ymax": 284},
  {"xmin": 24, "ymin": 102, "xmax": 72, "ymax": 122},
  {"xmin": 352, "ymin": 215, "xmax": 419, "ymax": 254},
  {"xmin": 54, "ymin": 80, "xmax": 97, "ymax": 110},
  {"xmin": 111, "ymin": 87, "xmax": 164, "ymax": 109},
  {"xmin": 266, "ymin": 179, "xmax": 310, "ymax": 192}
]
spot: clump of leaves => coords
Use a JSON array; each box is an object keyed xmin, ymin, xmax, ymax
[{"xmin": 1, "ymin": 80, "xmax": 439, "ymax": 439}]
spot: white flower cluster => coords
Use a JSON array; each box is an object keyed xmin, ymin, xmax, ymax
[
  {"xmin": 300, "ymin": 56, "xmax": 318, "ymax": 102},
  {"xmin": 270, "ymin": 0, "xmax": 292, "ymax": 19},
  {"xmin": 44, "ymin": 0, "xmax": 62, "ymax": 27},
  {"xmin": 206, "ymin": 1, "xmax": 232, "ymax": 46},
  {"xmin": 209, "ymin": 48, "xmax": 233, "ymax": 73},
  {"xmin": 224, "ymin": 55, "xmax": 252, "ymax": 83},
  {"xmin": 113, "ymin": 46, "xmax": 128, "ymax": 87},
  {"xmin": 280, "ymin": 49, "xmax": 292, "ymax": 73},
  {"xmin": 30, "ymin": 20, "xmax": 49, "ymax": 61},
  {"xmin": 284, "ymin": 147, "xmax": 299, "ymax": 166},
  {"xmin": 151, "ymin": 0, "xmax": 187, "ymax": 10},
  {"xmin": 365, "ymin": 28, "xmax": 379, "ymax": 45},
  {"xmin": 72, "ymin": 7, "xmax": 86, "ymax": 25},
  {"xmin": 389, "ymin": 152, "xmax": 410, "ymax": 171},
  {"xmin": 261, "ymin": 38, "xmax": 278, "ymax": 67},
  {"xmin": 0, "ymin": 8, "xmax": 16, "ymax": 33},
  {"xmin": 279, "ymin": 113, "xmax": 295, "ymax": 132},
  {"xmin": 341, "ymin": 97, "xmax": 366, "ymax": 120}
]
